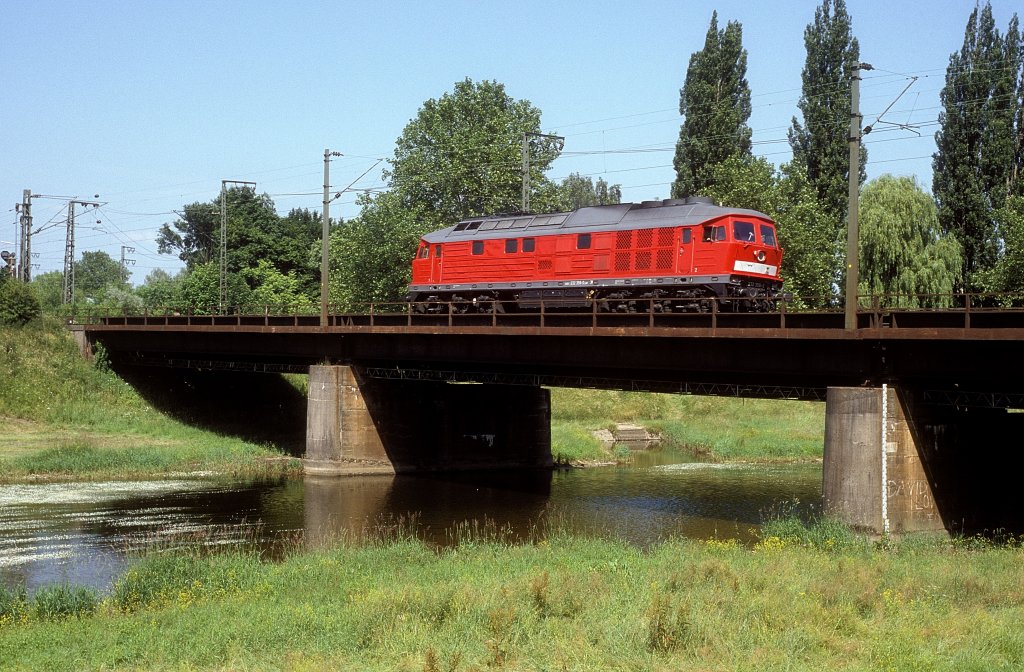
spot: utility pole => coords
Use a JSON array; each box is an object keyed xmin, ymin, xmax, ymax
[
  {"xmin": 120, "ymin": 245, "xmax": 136, "ymax": 283},
  {"xmin": 219, "ymin": 180, "xmax": 256, "ymax": 313},
  {"xmin": 15, "ymin": 190, "xmax": 32, "ymax": 282},
  {"xmin": 322, "ymin": 149, "xmax": 342, "ymax": 327},
  {"xmin": 63, "ymin": 198, "xmax": 101, "ymax": 304},
  {"xmin": 521, "ymin": 132, "xmax": 564, "ymax": 213},
  {"xmin": 844, "ymin": 62, "xmax": 872, "ymax": 330}
]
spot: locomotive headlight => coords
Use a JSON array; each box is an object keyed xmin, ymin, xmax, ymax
[{"xmin": 754, "ymin": 250, "xmax": 766, "ymax": 263}]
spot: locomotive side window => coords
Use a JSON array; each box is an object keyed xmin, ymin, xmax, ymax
[
  {"xmin": 760, "ymin": 224, "xmax": 777, "ymax": 247},
  {"xmin": 577, "ymin": 233, "xmax": 591, "ymax": 249},
  {"xmin": 434, "ymin": 245, "xmax": 442, "ymax": 258},
  {"xmin": 505, "ymin": 239, "xmax": 518, "ymax": 254},
  {"xmin": 733, "ymin": 221, "xmax": 756, "ymax": 242},
  {"xmin": 523, "ymin": 238, "xmax": 535, "ymax": 252},
  {"xmin": 472, "ymin": 241, "xmax": 484, "ymax": 255},
  {"xmin": 417, "ymin": 245, "xmax": 429, "ymax": 259},
  {"xmin": 702, "ymin": 225, "xmax": 726, "ymax": 242},
  {"xmin": 682, "ymin": 229, "xmax": 692, "ymax": 244}
]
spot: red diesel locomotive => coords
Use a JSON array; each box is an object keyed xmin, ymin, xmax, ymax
[{"xmin": 407, "ymin": 196, "xmax": 783, "ymax": 313}]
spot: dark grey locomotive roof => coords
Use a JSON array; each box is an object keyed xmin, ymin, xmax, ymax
[{"xmin": 421, "ymin": 197, "xmax": 772, "ymax": 244}]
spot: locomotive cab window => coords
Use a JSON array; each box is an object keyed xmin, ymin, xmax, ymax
[
  {"xmin": 702, "ymin": 225, "xmax": 726, "ymax": 242},
  {"xmin": 682, "ymin": 229, "xmax": 692, "ymax": 244},
  {"xmin": 523, "ymin": 238, "xmax": 535, "ymax": 252},
  {"xmin": 505, "ymin": 239, "xmax": 518, "ymax": 254},
  {"xmin": 733, "ymin": 221, "xmax": 756, "ymax": 242},
  {"xmin": 759, "ymin": 224, "xmax": 777, "ymax": 247},
  {"xmin": 417, "ymin": 245, "xmax": 429, "ymax": 259},
  {"xmin": 434, "ymin": 245, "xmax": 442, "ymax": 258},
  {"xmin": 472, "ymin": 241, "xmax": 484, "ymax": 255},
  {"xmin": 577, "ymin": 233, "xmax": 591, "ymax": 249}
]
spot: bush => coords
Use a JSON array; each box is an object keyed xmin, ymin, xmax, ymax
[{"xmin": 0, "ymin": 280, "xmax": 42, "ymax": 325}]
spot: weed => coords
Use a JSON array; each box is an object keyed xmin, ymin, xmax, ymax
[
  {"xmin": 31, "ymin": 584, "xmax": 99, "ymax": 620},
  {"xmin": 529, "ymin": 571, "xmax": 549, "ymax": 615},
  {"xmin": 0, "ymin": 584, "xmax": 29, "ymax": 626},
  {"xmin": 646, "ymin": 590, "xmax": 691, "ymax": 653}
]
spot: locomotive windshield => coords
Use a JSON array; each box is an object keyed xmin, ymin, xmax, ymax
[
  {"xmin": 733, "ymin": 221, "xmax": 756, "ymax": 242},
  {"xmin": 760, "ymin": 224, "xmax": 777, "ymax": 247}
]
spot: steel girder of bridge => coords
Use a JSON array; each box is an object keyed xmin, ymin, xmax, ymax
[{"xmin": 75, "ymin": 310, "xmax": 1024, "ymax": 408}]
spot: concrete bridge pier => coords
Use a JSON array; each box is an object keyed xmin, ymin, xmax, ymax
[
  {"xmin": 304, "ymin": 365, "xmax": 552, "ymax": 475},
  {"xmin": 823, "ymin": 386, "xmax": 1023, "ymax": 535}
]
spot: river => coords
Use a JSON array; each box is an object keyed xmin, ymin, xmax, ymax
[{"xmin": 0, "ymin": 447, "xmax": 821, "ymax": 593}]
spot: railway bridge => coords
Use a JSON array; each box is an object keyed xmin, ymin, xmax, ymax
[{"xmin": 73, "ymin": 302, "xmax": 1024, "ymax": 535}]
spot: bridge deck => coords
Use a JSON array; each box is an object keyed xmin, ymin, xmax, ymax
[{"xmin": 76, "ymin": 307, "xmax": 1024, "ymax": 408}]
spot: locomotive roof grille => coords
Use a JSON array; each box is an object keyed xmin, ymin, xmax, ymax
[{"xmin": 423, "ymin": 199, "xmax": 772, "ymax": 244}]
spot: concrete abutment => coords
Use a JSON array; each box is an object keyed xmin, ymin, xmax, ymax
[
  {"xmin": 824, "ymin": 386, "xmax": 1023, "ymax": 535},
  {"xmin": 304, "ymin": 365, "xmax": 552, "ymax": 475}
]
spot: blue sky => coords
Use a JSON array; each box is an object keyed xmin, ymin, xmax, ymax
[{"xmin": 1, "ymin": 0, "xmax": 1017, "ymax": 281}]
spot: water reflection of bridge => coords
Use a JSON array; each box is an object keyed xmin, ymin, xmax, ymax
[{"xmin": 74, "ymin": 305, "xmax": 1024, "ymax": 536}]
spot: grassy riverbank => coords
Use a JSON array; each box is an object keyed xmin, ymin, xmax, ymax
[
  {"xmin": 1, "ymin": 522, "xmax": 1021, "ymax": 671},
  {"xmin": 0, "ymin": 320, "xmax": 301, "ymax": 482},
  {"xmin": 550, "ymin": 388, "xmax": 824, "ymax": 464}
]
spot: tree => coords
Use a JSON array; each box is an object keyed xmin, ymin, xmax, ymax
[
  {"xmin": 30, "ymin": 271, "xmax": 63, "ymax": 312},
  {"xmin": 858, "ymin": 175, "xmax": 962, "ymax": 307},
  {"xmin": 222, "ymin": 189, "xmax": 288, "ymax": 277},
  {"xmin": 278, "ymin": 208, "xmax": 324, "ymax": 296},
  {"xmin": 330, "ymin": 191, "xmax": 422, "ymax": 308},
  {"xmin": 136, "ymin": 268, "xmax": 181, "ymax": 309},
  {"xmin": 556, "ymin": 173, "xmax": 622, "ymax": 210},
  {"xmin": 671, "ymin": 11, "xmax": 752, "ymax": 198},
  {"xmin": 175, "ymin": 263, "xmax": 252, "ymax": 315},
  {"xmin": 933, "ymin": 3, "xmax": 1022, "ymax": 291},
  {"xmin": 242, "ymin": 259, "xmax": 315, "ymax": 313},
  {"xmin": 988, "ymin": 196, "xmax": 1024, "ymax": 296},
  {"xmin": 788, "ymin": 0, "xmax": 863, "ymax": 224},
  {"xmin": 74, "ymin": 250, "xmax": 127, "ymax": 303},
  {"xmin": 0, "ymin": 281, "xmax": 41, "ymax": 325},
  {"xmin": 157, "ymin": 190, "xmax": 322, "ymax": 309},
  {"xmin": 157, "ymin": 201, "xmax": 220, "ymax": 268},
  {"xmin": 704, "ymin": 157, "xmax": 836, "ymax": 306},
  {"xmin": 387, "ymin": 78, "xmax": 559, "ymax": 226},
  {"xmin": 336, "ymin": 78, "xmax": 559, "ymax": 305}
]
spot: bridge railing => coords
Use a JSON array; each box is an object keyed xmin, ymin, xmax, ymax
[{"xmin": 75, "ymin": 291, "xmax": 1024, "ymax": 332}]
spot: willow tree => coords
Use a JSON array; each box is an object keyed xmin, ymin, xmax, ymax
[
  {"xmin": 859, "ymin": 175, "xmax": 962, "ymax": 307},
  {"xmin": 671, "ymin": 11, "xmax": 752, "ymax": 198}
]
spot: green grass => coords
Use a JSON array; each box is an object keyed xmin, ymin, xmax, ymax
[
  {"xmin": 551, "ymin": 388, "xmax": 825, "ymax": 462},
  {"xmin": 0, "ymin": 319, "xmax": 301, "ymax": 481},
  {"xmin": 2, "ymin": 526, "xmax": 1022, "ymax": 671},
  {"xmin": 550, "ymin": 421, "xmax": 609, "ymax": 464}
]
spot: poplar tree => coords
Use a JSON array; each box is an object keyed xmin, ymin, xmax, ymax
[
  {"xmin": 671, "ymin": 12, "xmax": 752, "ymax": 198},
  {"xmin": 788, "ymin": 0, "xmax": 862, "ymax": 223},
  {"xmin": 933, "ymin": 3, "xmax": 1022, "ymax": 291}
]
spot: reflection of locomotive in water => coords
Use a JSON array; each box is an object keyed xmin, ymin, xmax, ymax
[{"xmin": 407, "ymin": 197, "xmax": 784, "ymax": 313}]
